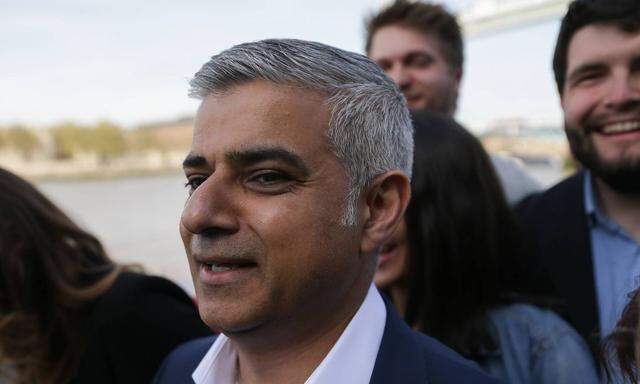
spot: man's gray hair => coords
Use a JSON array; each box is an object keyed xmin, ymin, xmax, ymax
[{"xmin": 189, "ymin": 39, "xmax": 413, "ymax": 226}]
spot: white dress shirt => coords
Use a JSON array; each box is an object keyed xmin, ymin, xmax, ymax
[{"xmin": 192, "ymin": 284, "xmax": 387, "ymax": 384}]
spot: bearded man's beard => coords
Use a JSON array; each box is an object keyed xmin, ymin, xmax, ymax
[{"xmin": 565, "ymin": 127, "xmax": 640, "ymax": 195}]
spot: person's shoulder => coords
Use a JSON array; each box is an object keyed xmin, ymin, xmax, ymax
[
  {"xmin": 104, "ymin": 271, "xmax": 190, "ymax": 300},
  {"xmin": 489, "ymin": 303, "xmax": 561, "ymax": 330},
  {"xmin": 376, "ymin": 296, "xmax": 501, "ymax": 383},
  {"xmin": 77, "ymin": 272, "xmax": 210, "ymax": 383},
  {"xmin": 88, "ymin": 271, "xmax": 208, "ymax": 339},
  {"xmin": 489, "ymin": 153, "xmax": 531, "ymax": 179},
  {"xmin": 93, "ymin": 271, "xmax": 192, "ymax": 314},
  {"xmin": 486, "ymin": 304, "xmax": 598, "ymax": 383},
  {"xmin": 488, "ymin": 303, "xmax": 583, "ymax": 352},
  {"xmin": 515, "ymin": 171, "xmax": 584, "ymax": 216},
  {"xmin": 411, "ymin": 331, "xmax": 502, "ymax": 383},
  {"xmin": 154, "ymin": 336, "xmax": 217, "ymax": 384},
  {"xmin": 488, "ymin": 154, "xmax": 542, "ymax": 204}
]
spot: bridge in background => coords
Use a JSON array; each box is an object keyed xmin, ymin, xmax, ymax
[
  {"xmin": 460, "ymin": 0, "xmax": 571, "ymax": 37},
  {"xmin": 455, "ymin": 0, "xmax": 572, "ymax": 168}
]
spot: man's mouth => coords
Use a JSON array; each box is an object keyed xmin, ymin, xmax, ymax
[
  {"xmin": 404, "ymin": 94, "xmax": 422, "ymax": 104},
  {"xmin": 197, "ymin": 258, "xmax": 258, "ymax": 286},
  {"xmin": 380, "ymin": 242, "xmax": 397, "ymax": 254},
  {"xmin": 202, "ymin": 261, "xmax": 255, "ymax": 272},
  {"xmin": 378, "ymin": 242, "xmax": 398, "ymax": 266},
  {"xmin": 597, "ymin": 120, "xmax": 640, "ymax": 136}
]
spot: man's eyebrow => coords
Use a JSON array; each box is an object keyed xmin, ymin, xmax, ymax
[
  {"xmin": 226, "ymin": 147, "xmax": 310, "ymax": 176},
  {"xmin": 567, "ymin": 62, "xmax": 607, "ymax": 83},
  {"xmin": 182, "ymin": 153, "xmax": 207, "ymax": 169},
  {"xmin": 404, "ymin": 50, "xmax": 432, "ymax": 59}
]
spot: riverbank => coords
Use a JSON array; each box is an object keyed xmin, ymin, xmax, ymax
[
  {"xmin": 1, "ymin": 149, "xmax": 187, "ymax": 182},
  {"xmin": 33, "ymin": 167, "xmax": 183, "ymax": 182}
]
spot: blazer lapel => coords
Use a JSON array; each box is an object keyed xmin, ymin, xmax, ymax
[
  {"xmin": 544, "ymin": 172, "xmax": 599, "ymax": 343},
  {"xmin": 370, "ymin": 297, "xmax": 428, "ymax": 384}
]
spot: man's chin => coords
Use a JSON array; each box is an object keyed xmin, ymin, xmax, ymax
[
  {"xmin": 593, "ymin": 164, "xmax": 640, "ymax": 195},
  {"xmin": 405, "ymin": 97, "xmax": 453, "ymax": 116},
  {"xmin": 198, "ymin": 305, "xmax": 264, "ymax": 334},
  {"xmin": 406, "ymin": 98, "xmax": 427, "ymax": 111},
  {"xmin": 577, "ymin": 154, "xmax": 640, "ymax": 195},
  {"xmin": 567, "ymin": 127, "xmax": 640, "ymax": 194}
]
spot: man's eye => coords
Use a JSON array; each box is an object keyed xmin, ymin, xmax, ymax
[
  {"xmin": 376, "ymin": 60, "xmax": 392, "ymax": 72},
  {"xmin": 245, "ymin": 171, "xmax": 296, "ymax": 194},
  {"xmin": 250, "ymin": 171, "xmax": 290, "ymax": 185},
  {"xmin": 184, "ymin": 177, "xmax": 205, "ymax": 194},
  {"xmin": 574, "ymin": 72, "xmax": 603, "ymax": 86},
  {"xmin": 406, "ymin": 54, "xmax": 432, "ymax": 68}
]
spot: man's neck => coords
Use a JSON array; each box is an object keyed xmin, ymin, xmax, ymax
[
  {"xmin": 231, "ymin": 284, "xmax": 370, "ymax": 384},
  {"xmin": 594, "ymin": 177, "xmax": 640, "ymax": 242}
]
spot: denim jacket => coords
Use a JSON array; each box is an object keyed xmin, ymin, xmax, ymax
[{"xmin": 478, "ymin": 304, "xmax": 599, "ymax": 384}]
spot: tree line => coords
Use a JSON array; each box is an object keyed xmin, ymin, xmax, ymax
[{"xmin": 0, "ymin": 122, "xmax": 166, "ymax": 163}]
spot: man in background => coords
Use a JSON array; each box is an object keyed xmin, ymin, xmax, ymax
[
  {"xmin": 365, "ymin": 0, "xmax": 541, "ymax": 204},
  {"xmin": 516, "ymin": 0, "xmax": 640, "ymax": 352}
]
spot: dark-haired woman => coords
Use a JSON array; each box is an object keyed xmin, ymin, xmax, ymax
[
  {"xmin": 0, "ymin": 168, "xmax": 211, "ymax": 384},
  {"xmin": 375, "ymin": 112, "xmax": 598, "ymax": 384}
]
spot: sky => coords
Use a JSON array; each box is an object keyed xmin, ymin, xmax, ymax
[{"xmin": 1, "ymin": 0, "xmax": 563, "ymax": 132}]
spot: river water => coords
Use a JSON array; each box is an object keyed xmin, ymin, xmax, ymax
[
  {"xmin": 40, "ymin": 173, "xmax": 196, "ymax": 294},
  {"xmin": 38, "ymin": 165, "xmax": 566, "ymax": 296}
]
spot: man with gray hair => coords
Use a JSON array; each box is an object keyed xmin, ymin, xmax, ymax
[{"xmin": 154, "ymin": 39, "xmax": 498, "ymax": 384}]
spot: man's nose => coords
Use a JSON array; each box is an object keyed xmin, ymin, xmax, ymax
[
  {"xmin": 181, "ymin": 176, "xmax": 240, "ymax": 236},
  {"xmin": 604, "ymin": 70, "xmax": 640, "ymax": 111},
  {"xmin": 388, "ymin": 64, "xmax": 412, "ymax": 90}
]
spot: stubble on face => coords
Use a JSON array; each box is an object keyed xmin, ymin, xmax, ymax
[
  {"xmin": 566, "ymin": 125, "xmax": 640, "ymax": 194},
  {"xmin": 562, "ymin": 25, "xmax": 640, "ymax": 194}
]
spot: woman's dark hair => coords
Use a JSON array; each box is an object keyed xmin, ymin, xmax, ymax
[
  {"xmin": 553, "ymin": 0, "xmax": 640, "ymax": 94},
  {"xmin": 0, "ymin": 168, "xmax": 121, "ymax": 384},
  {"xmin": 603, "ymin": 288, "xmax": 640, "ymax": 383},
  {"xmin": 402, "ymin": 111, "xmax": 520, "ymax": 358}
]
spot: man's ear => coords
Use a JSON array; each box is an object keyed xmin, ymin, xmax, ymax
[{"xmin": 360, "ymin": 170, "xmax": 411, "ymax": 255}]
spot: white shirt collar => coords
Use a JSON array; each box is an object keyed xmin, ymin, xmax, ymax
[{"xmin": 192, "ymin": 284, "xmax": 387, "ymax": 384}]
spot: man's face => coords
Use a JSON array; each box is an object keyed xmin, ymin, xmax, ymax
[
  {"xmin": 562, "ymin": 24, "xmax": 640, "ymax": 193},
  {"xmin": 180, "ymin": 81, "xmax": 365, "ymax": 334},
  {"xmin": 368, "ymin": 25, "xmax": 460, "ymax": 115}
]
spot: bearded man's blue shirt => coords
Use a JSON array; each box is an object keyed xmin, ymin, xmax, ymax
[{"xmin": 584, "ymin": 171, "xmax": 640, "ymax": 339}]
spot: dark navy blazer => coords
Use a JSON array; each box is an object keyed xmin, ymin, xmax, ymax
[
  {"xmin": 154, "ymin": 296, "xmax": 500, "ymax": 383},
  {"xmin": 514, "ymin": 171, "xmax": 599, "ymax": 352}
]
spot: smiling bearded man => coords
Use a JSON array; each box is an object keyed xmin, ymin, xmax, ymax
[
  {"xmin": 515, "ymin": 0, "xmax": 640, "ymax": 362},
  {"xmin": 152, "ymin": 39, "xmax": 499, "ymax": 384}
]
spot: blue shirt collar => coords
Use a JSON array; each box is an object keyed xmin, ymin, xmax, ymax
[
  {"xmin": 583, "ymin": 171, "xmax": 628, "ymax": 235},
  {"xmin": 584, "ymin": 171, "xmax": 603, "ymax": 226}
]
